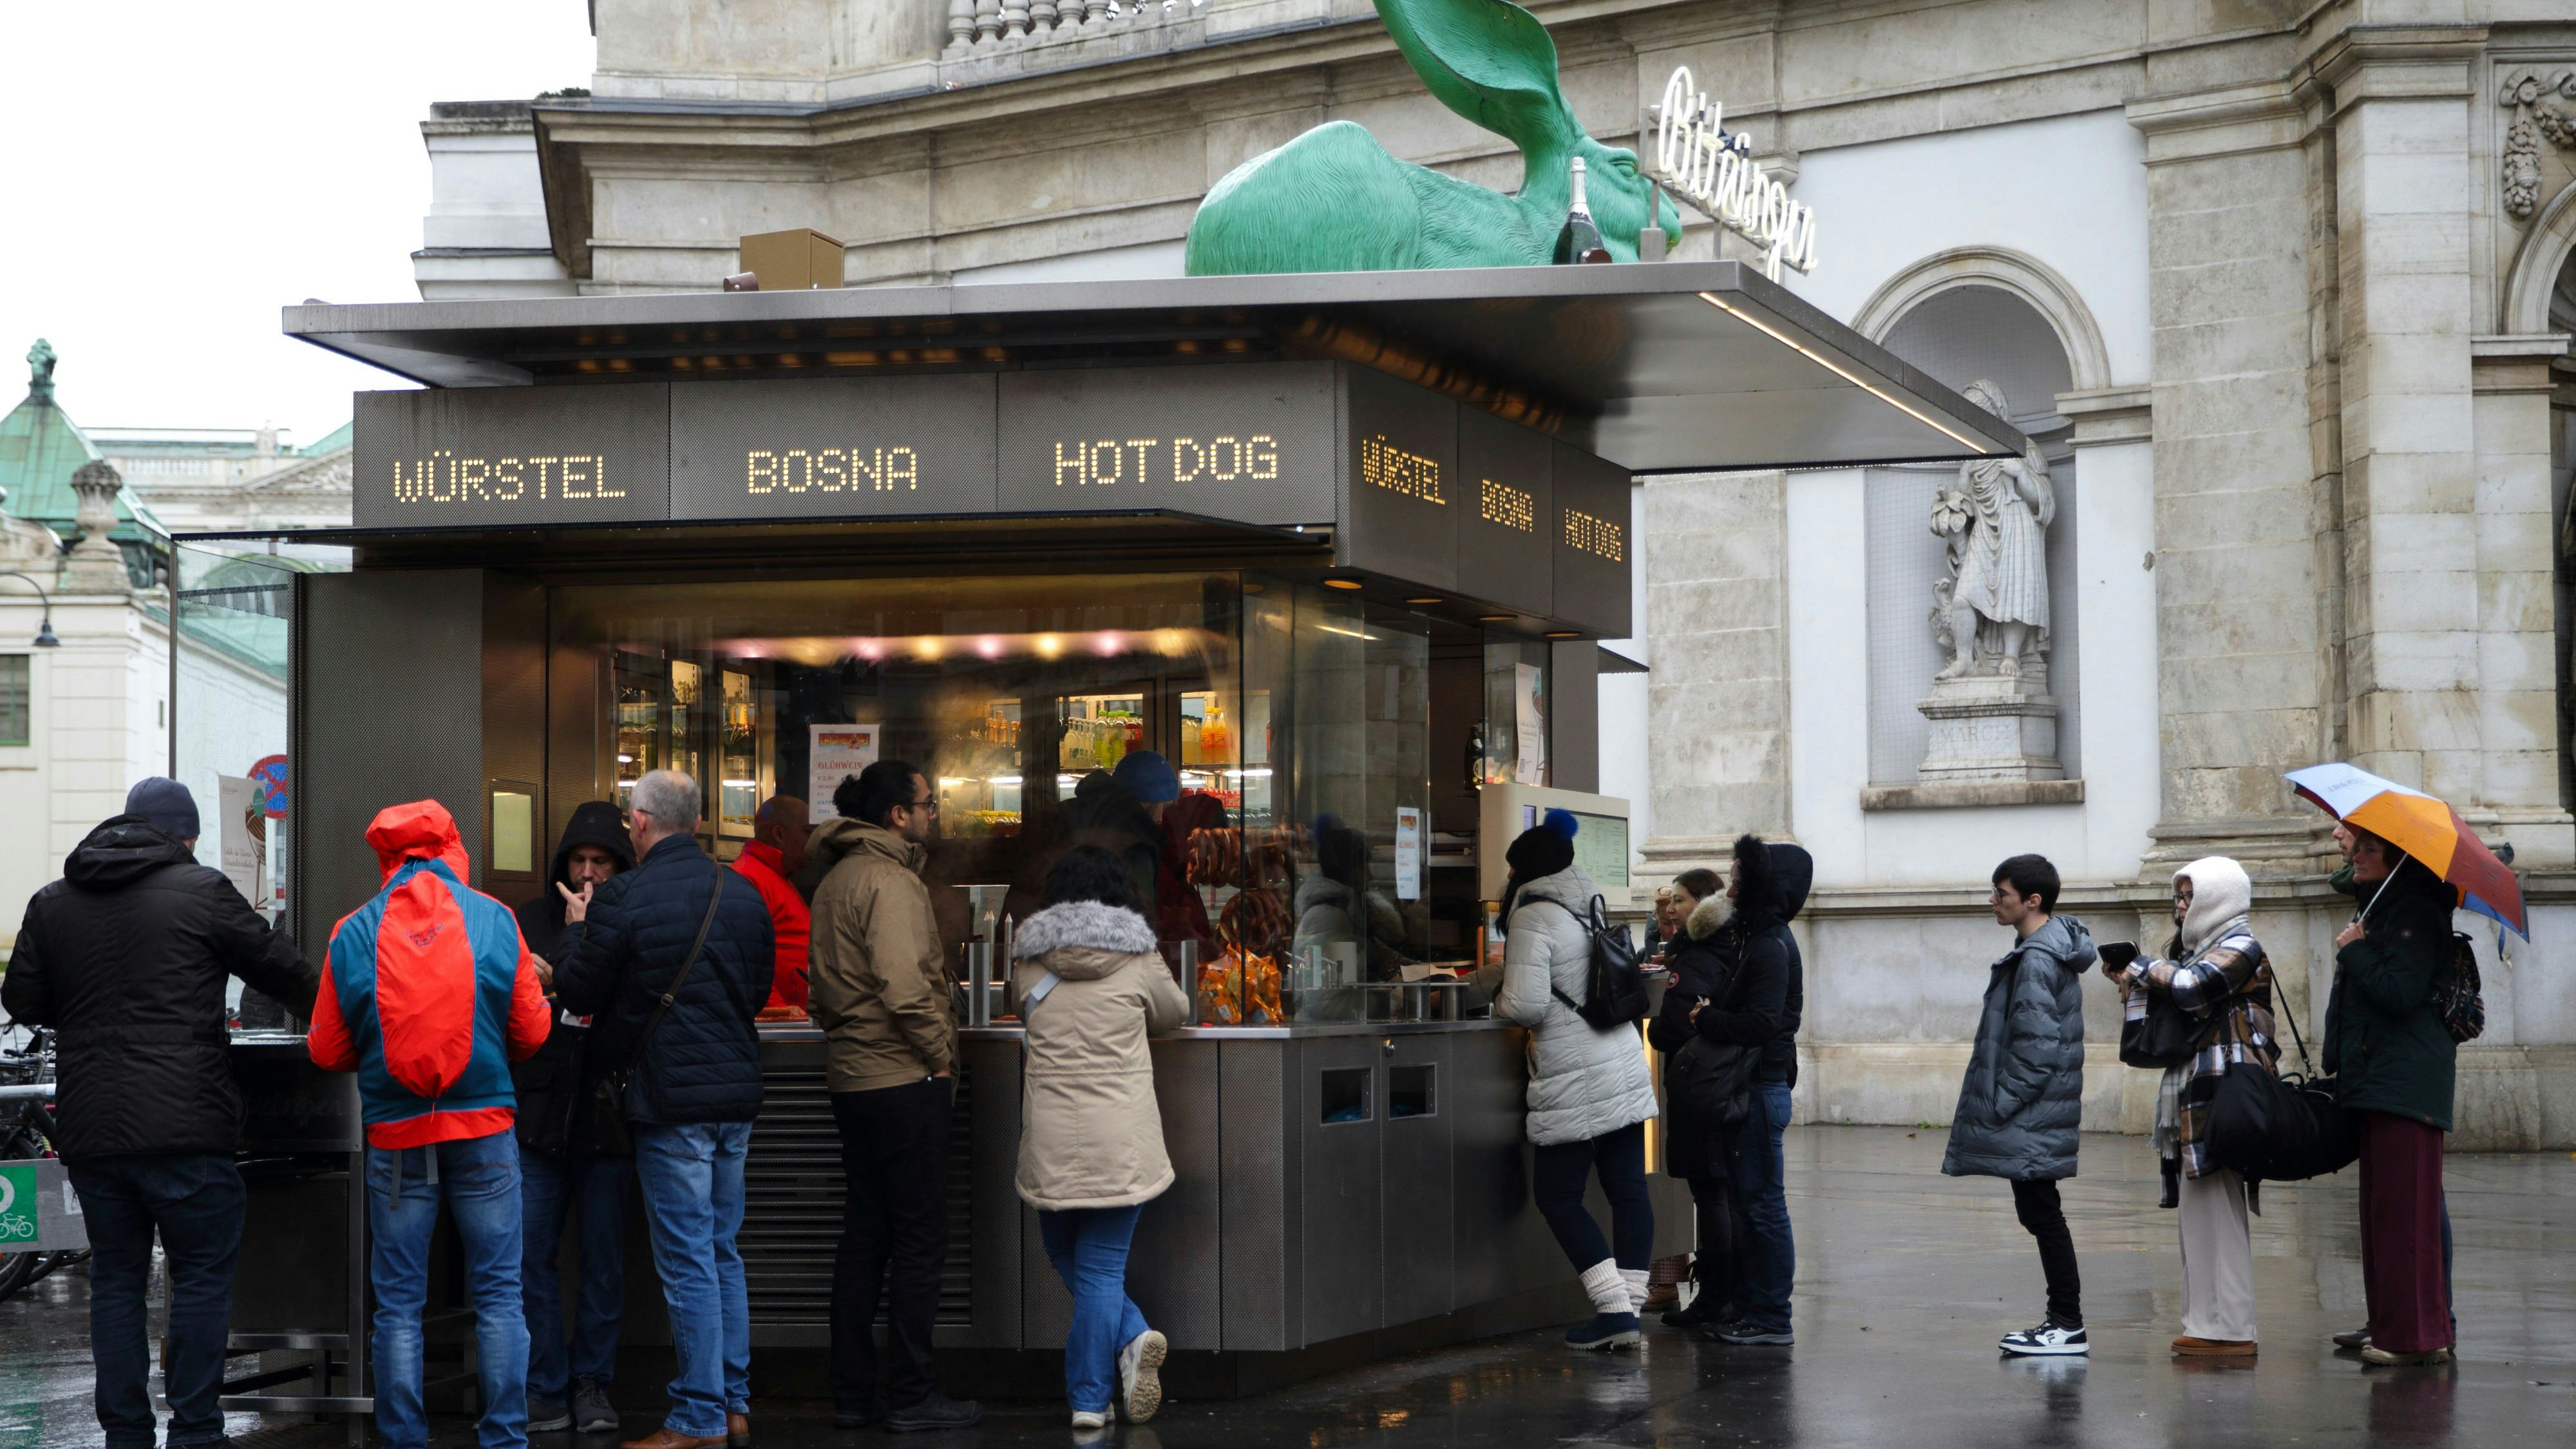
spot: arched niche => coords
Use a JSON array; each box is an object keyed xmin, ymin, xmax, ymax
[
  {"xmin": 1852, "ymin": 247, "xmax": 2113, "ymax": 396},
  {"xmin": 2501, "ymin": 177, "xmax": 2576, "ymax": 336}
]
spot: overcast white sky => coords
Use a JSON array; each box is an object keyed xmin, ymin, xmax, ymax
[{"xmin": 0, "ymin": 3, "xmax": 596, "ymax": 444}]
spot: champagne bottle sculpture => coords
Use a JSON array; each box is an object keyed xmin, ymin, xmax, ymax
[{"xmin": 1551, "ymin": 156, "xmax": 1613, "ymax": 265}]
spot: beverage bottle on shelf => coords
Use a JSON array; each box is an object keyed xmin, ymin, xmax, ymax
[{"xmin": 1551, "ymin": 156, "xmax": 1613, "ymax": 265}]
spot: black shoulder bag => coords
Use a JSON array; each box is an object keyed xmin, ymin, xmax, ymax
[
  {"xmin": 589, "ymin": 868, "xmax": 726, "ymax": 1157},
  {"xmin": 2206, "ymin": 983, "xmax": 2356, "ymax": 1184}
]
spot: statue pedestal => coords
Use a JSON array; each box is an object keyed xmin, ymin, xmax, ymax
[{"xmin": 1915, "ymin": 674, "xmax": 2063, "ymax": 784}]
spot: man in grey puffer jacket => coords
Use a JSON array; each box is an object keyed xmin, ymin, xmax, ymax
[{"xmin": 1942, "ymin": 853, "xmax": 2097, "ymax": 1358}]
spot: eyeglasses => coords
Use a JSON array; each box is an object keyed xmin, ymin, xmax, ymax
[{"xmin": 903, "ymin": 797, "xmax": 940, "ymax": 815}]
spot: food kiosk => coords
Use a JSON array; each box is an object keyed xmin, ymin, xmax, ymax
[{"xmin": 214, "ymin": 262, "xmax": 2022, "ymax": 1397}]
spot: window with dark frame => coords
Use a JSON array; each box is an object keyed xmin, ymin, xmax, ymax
[{"xmin": 0, "ymin": 655, "xmax": 27, "ymax": 746}]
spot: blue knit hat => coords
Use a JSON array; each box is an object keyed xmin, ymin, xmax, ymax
[
  {"xmin": 1112, "ymin": 749, "xmax": 1180, "ymax": 804},
  {"xmin": 1542, "ymin": 808, "xmax": 1580, "ymax": 840},
  {"xmin": 126, "ymin": 777, "xmax": 201, "ymax": 840}
]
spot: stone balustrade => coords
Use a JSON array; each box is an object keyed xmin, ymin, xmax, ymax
[{"xmin": 945, "ymin": 0, "xmax": 1208, "ymax": 57}]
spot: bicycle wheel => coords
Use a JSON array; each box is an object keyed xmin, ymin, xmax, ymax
[{"xmin": 0, "ymin": 1251, "xmax": 37, "ymax": 1302}]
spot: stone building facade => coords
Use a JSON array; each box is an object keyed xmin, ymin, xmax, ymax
[{"xmin": 421, "ymin": 0, "xmax": 2576, "ymax": 1147}]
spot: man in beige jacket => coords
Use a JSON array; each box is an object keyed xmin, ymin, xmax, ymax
[{"xmin": 806, "ymin": 759, "xmax": 980, "ymax": 1433}]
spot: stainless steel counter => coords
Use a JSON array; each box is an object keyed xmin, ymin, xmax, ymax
[{"xmin": 731, "ymin": 1016, "xmax": 1688, "ymax": 1359}]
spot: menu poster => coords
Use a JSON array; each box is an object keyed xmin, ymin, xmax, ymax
[
  {"xmin": 808, "ymin": 724, "xmax": 882, "ymax": 819},
  {"xmin": 218, "ymin": 775, "xmax": 267, "ymax": 909},
  {"xmin": 1513, "ymin": 662, "xmax": 1546, "ymax": 785},
  {"xmin": 1394, "ymin": 806, "xmax": 1422, "ymax": 902}
]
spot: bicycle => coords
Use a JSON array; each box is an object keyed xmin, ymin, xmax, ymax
[{"xmin": 0, "ymin": 1023, "xmax": 87, "ymax": 1303}]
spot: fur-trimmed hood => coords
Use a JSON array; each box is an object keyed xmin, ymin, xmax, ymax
[
  {"xmin": 1685, "ymin": 893, "xmax": 1732, "ymax": 942},
  {"xmin": 1012, "ymin": 899, "xmax": 1159, "ymax": 980}
]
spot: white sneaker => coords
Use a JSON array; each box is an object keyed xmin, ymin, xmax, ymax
[
  {"xmin": 1117, "ymin": 1328, "xmax": 1168, "ymax": 1423},
  {"xmin": 2000, "ymin": 1320, "xmax": 2089, "ymax": 1356},
  {"xmin": 1072, "ymin": 1408, "xmax": 1110, "ymax": 1431}
]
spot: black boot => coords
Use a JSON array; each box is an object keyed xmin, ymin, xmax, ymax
[{"xmin": 1663, "ymin": 1291, "xmax": 1722, "ymax": 1328}]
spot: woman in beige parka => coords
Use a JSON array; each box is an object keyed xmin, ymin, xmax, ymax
[{"xmin": 1009, "ymin": 846, "xmax": 1191, "ymax": 1430}]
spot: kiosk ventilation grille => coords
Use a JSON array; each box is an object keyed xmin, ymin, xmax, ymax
[{"xmin": 741, "ymin": 1065, "xmax": 975, "ymax": 1327}]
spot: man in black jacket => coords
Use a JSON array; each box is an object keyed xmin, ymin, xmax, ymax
[
  {"xmin": 1690, "ymin": 833, "xmax": 1810, "ymax": 1347},
  {"xmin": 511, "ymin": 801, "xmax": 636, "ymax": 1435},
  {"xmin": 4, "ymin": 779, "xmax": 316, "ymax": 1449},
  {"xmin": 553, "ymin": 771, "xmax": 772, "ymax": 1449}
]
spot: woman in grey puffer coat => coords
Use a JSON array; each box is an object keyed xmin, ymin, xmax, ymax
[
  {"xmin": 1940, "ymin": 854, "xmax": 2096, "ymax": 1357},
  {"xmin": 1488, "ymin": 824, "xmax": 1658, "ymax": 1352}
]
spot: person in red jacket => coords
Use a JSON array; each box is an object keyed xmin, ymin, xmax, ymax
[
  {"xmin": 310, "ymin": 800, "xmax": 551, "ymax": 1449},
  {"xmin": 735, "ymin": 795, "xmax": 813, "ymax": 1011}
]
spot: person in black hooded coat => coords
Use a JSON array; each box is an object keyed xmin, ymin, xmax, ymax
[
  {"xmin": 6, "ymin": 789, "xmax": 316, "ymax": 1449},
  {"xmin": 1689, "ymin": 833, "xmax": 1810, "ymax": 1345},
  {"xmin": 1645, "ymin": 868, "xmax": 1744, "ymax": 1326},
  {"xmin": 509, "ymin": 802, "xmax": 638, "ymax": 1431}
]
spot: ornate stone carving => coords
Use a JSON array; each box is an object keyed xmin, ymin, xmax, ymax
[
  {"xmin": 2498, "ymin": 70, "xmax": 2576, "ymax": 222},
  {"xmin": 60, "ymin": 459, "xmax": 132, "ymax": 594},
  {"xmin": 1915, "ymin": 379, "xmax": 2063, "ymax": 784}
]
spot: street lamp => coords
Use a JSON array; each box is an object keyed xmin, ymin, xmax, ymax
[{"xmin": 1, "ymin": 571, "xmax": 63, "ymax": 647}]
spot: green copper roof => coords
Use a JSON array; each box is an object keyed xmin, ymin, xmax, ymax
[
  {"xmin": 299, "ymin": 419, "xmax": 352, "ymax": 456},
  {"xmin": 0, "ymin": 339, "xmax": 172, "ymax": 545}
]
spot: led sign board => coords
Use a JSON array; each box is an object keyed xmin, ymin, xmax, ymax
[
  {"xmin": 350, "ymin": 362, "xmax": 1631, "ymax": 634},
  {"xmin": 996, "ymin": 363, "xmax": 1334, "ymax": 524}
]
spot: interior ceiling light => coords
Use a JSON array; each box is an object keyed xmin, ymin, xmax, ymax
[
  {"xmin": 1696, "ymin": 291, "xmax": 1989, "ymax": 452},
  {"xmin": 1404, "ymin": 596, "xmax": 1443, "ymax": 605},
  {"xmin": 1477, "ymin": 614, "xmax": 1515, "ymax": 623},
  {"xmin": 1323, "ymin": 577, "xmax": 1365, "ymax": 590},
  {"xmin": 1546, "ymin": 630, "xmax": 1580, "ymax": 639}
]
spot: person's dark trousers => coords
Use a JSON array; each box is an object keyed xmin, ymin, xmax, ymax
[
  {"xmin": 2009, "ymin": 1177, "xmax": 2082, "ymax": 1328},
  {"xmin": 66, "ymin": 1153, "xmax": 245, "ymax": 1449},
  {"xmin": 1724, "ymin": 1079, "xmax": 1796, "ymax": 1334},
  {"xmin": 829, "ymin": 1076, "xmax": 954, "ymax": 1413},
  {"xmin": 520, "ymin": 1149, "xmax": 634, "ymax": 1400},
  {"xmin": 2356, "ymin": 1110, "xmax": 2450, "ymax": 1354},
  {"xmin": 1686, "ymin": 1174, "xmax": 1741, "ymax": 1312},
  {"xmin": 1531, "ymin": 1121, "xmax": 1654, "ymax": 1272}
]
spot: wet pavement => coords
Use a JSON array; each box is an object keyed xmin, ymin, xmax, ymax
[{"xmin": 3, "ymin": 1127, "xmax": 2570, "ymax": 1448}]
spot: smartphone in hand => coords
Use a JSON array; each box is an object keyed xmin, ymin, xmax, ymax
[{"xmin": 2096, "ymin": 941, "xmax": 2139, "ymax": 970}]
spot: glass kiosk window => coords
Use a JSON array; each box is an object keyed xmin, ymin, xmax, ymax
[{"xmin": 549, "ymin": 571, "xmax": 1461, "ymax": 1016}]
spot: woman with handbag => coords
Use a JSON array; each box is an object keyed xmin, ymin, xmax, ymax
[
  {"xmin": 2324, "ymin": 824, "xmax": 2459, "ymax": 1367},
  {"xmin": 2101, "ymin": 856, "xmax": 2278, "ymax": 1358},
  {"xmin": 1008, "ymin": 846, "xmax": 1191, "ymax": 1431},
  {"xmin": 1645, "ymin": 868, "xmax": 1739, "ymax": 1327}
]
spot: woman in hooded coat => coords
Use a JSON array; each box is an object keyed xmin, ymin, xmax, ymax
[
  {"xmin": 1692, "ymin": 834, "xmax": 1810, "ymax": 1347},
  {"xmin": 1009, "ymin": 846, "xmax": 1191, "ymax": 1429},
  {"xmin": 1645, "ymin": 868, "xmax": 1740, "ymax": 1325},
  {"xmin": 1484, "ymin": 824, "xmax": 1660, "ymax": 1350},
  {"xmin": 2103, "ymin": 856, "xmax": 2278, "ymax": 1358}
]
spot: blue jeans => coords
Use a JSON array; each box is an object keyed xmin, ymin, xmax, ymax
[
  {"xmin": 520, "ymin": 1150, "xmax": 632, "ymax": 1399},
  {"xmin": 365, "ymin": 1132, "xmax": 530, "ymax": 1449},
  {"xmin": 66, "ymin": 1153, "xmax": 245, "ymax": 1449},
  {"xmin": 1724, "ymin": 1081, "xmax": 1796, "ymax": 1333},
  {"xmin": 1039, "ymin": 1206, "xmax": 1149, "ymax": 1415},
  {"xmin": 632, "ymin": 1122, "xmax": 752, "ymax": 1438},
  {"xmin": 1532, "ymin": 1121, "xmax": 1655, "ymax": 1275}
]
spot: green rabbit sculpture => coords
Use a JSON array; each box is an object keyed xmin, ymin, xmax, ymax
[{"xmin": 1184, "ymin": 0, "xmax": 1678, "ymax": 274}]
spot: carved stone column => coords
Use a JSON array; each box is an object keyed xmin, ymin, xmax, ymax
[{"xmin": 59, "ymin": 459, "xmax": 131, "ymax": 595}]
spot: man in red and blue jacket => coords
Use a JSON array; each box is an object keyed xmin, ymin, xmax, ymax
[{"xmin": 310, "ymin": 800, "xmax": 551, "ymax": 1449}]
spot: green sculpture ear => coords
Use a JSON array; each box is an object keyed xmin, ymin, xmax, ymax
[{"xmin": 1374, "ymin": 0, "xmax": 1582, "ymax": 157}]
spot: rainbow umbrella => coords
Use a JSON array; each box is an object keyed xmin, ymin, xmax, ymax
[{"xmin": 2284, "ymin": 762, "xmax": 2526, "ymax": 938}]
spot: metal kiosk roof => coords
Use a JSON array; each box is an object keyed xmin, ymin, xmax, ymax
[{"xmin": 264, "ymin": 262, "xmax": 2023, "ymax": 640}]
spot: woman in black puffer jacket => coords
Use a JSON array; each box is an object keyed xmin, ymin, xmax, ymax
[{"xmin": 1647, "ymin": 868, "xmax": 1740, "ymax": 1325}]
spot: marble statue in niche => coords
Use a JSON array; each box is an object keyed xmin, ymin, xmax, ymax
[
  {"xmin": 1929, "ymin": 379, "xmax": 2056, "ymax": 683},
  {"xmin": 1910, "ymin": 377, "xmax": 2065, "ymax": 787}
]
